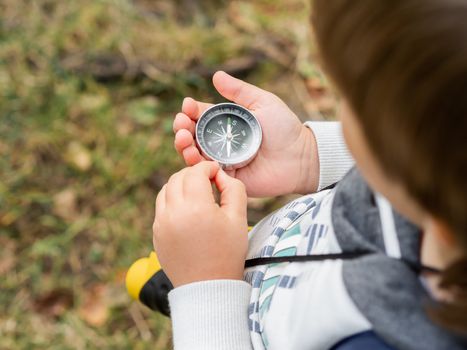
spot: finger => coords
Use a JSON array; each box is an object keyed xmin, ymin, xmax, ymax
[
  {"xmin": 214, "ymin": 169, "xmax": 247, "ymax": 217},
  {"xmin": 174, "ymin": 129, "xmax": 194, "ymax": 154},
  {"xmin": 182, "ymin": 97, "xmax": 213, "ymax": 121},
  {"xmin": 212, "ymin": 71, "xmax": 271, "ymax": 110},
  {"xmin": 166, "ymin": 170, "xmax": 186, "ymax": 206},
  {"xmin": 173, "ymin": 113, "xmax": 195, "ymax": 134},
  {"xmin": 155, "ymin": 184, "xmax": 167, "ymax": 219},
  {"xmin": 182, "ymin": 146, "xmax": 205, "ymax": 166},
  {"xmin": 183, "ymin": 161, "xmax": 219, "ymax": 201}
]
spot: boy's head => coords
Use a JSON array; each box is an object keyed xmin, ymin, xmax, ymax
[{"xmin": 311, "ymin": 0, "xmax": 467, "ymax": 333}]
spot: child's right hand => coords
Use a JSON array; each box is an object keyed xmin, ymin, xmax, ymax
[{"xmin": 173, "ymin": 71, "xmax": 319, "ymax": 197}]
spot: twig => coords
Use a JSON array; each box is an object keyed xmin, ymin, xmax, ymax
[{"xmin": 129, "ymin": 303, "xmax": 152, "ymax": 341}]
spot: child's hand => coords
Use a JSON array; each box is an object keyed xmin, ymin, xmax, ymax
[
  {"xmin": 152, "ymin": 161, "xmax": 248, "ymax": 288},
  {"xmin": 173, "ymin": 71, "xmax": 319, "ymax": 197}
]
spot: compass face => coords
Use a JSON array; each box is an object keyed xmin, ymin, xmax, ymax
[{"xmin": 195, "ymin": 103, "xmax": 262, "ymax": 169}]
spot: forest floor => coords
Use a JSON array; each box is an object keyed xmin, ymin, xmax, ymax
[{"xmin": 0, "ymin": 1, "xmax": 336, "ymax": 349}]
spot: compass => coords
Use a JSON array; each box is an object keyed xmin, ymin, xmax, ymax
[{"xmin": 195, "ymin": 103, "xmax": 262, "ymax": 170}]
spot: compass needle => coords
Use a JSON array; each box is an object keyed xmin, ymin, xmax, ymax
[{"xmin": 220, "ymin": 139, "xmax": 226, "ymax": 153}]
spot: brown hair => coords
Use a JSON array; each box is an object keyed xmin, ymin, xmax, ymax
[{"xmin": 311, "ymin": 0, "xmax": 467, "ymax": 334}]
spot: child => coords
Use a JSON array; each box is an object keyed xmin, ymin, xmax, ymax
[{"xmin": 152, "ymin": 1, "xmax": 467, "ymax": 349}]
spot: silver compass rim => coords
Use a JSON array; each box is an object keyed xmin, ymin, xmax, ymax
[{"xmin": 195, "ymin": 102, "xmax": 262, "ymax": 170}]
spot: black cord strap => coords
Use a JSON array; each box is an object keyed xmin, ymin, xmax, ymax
[
  {"xmin": 245, "ymin": 252, "xmax": 368, "ymax": 268},
  {"xmin": 244, "ymin": 251, "xmax": 441, "ymax": 274}
]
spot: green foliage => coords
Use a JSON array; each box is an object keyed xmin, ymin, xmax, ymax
[{"xmin": 0, "ymin": 0, "xmax": 331, "ymax": 349}]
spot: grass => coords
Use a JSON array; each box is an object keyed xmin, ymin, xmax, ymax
[{"xmin": 0, "ymin": 1, "xmax": 335, "ymax": 348}]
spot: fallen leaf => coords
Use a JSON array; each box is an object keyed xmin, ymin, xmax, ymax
[
  {"xmin": 66, "ymin": 142, "xmax": 92, "ymax": 171},
  {"xmin": 0, "ymin": 236, "xmax": 17, "ymax": 275},
  {"xmin": 33, "ymin": 288, "xmax": 74, "ymax": 319},
  {"xmin": 0, "ymin": 211, "xmax": 18, "ymax": 226},
  {"xmin": 78, "ymin": 284, "xmax": 109, "ymax": 327},
  {"xmin": 53, "ymin": 188, "xmax": 78, "ymax": 221},
  {"xmin": 116, "ymin": 118, "xmax": 134, "ymax": 136}
]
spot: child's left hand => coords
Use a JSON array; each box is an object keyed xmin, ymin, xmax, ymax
[{"xmin": 152, "ymin": 161, "xmax": 248, "ymax": 288}]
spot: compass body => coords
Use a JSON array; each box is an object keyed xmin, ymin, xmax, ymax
[{"xmin": 195, "ymin": 103, "xmax": 262, "ymax": 170}]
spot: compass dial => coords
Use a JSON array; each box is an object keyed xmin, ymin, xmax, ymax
[{"xmin": 195, "ymin": 103, "xmax": 262, "ymax": 169}]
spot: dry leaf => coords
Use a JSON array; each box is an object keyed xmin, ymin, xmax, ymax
[
  {"xmin": 78, "ymin": 284, "xmax": 109, "ymax": 327},
  {"xmin": 66, "ymin": 142, "xmax": 92, "ymax": 171},
  {"xmin": 0, "ymin": 211, "xmax": 19, "ymax": 226},
  {"xmin": 116, "ymin": 118, "xmax": 134, "ymax": 136},
  {"xmin": 0, "ymin": 236, "xmax": 17, "ymax": 275},
  {"xmin": 53, "ymin": 188, "xmax": 78, "ymax": 221},
  {"xmin": 33, "ymin": 288, "xmax": 74, "ymax": 319}
]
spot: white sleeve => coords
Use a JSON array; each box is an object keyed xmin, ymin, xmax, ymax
[
  {"xmin": 304, "ymin": 121, "xmax": 354, "ymax": 191},
  {"xmin": 168, "ymin": 280, "xmax": 253, "ymax": 350}
]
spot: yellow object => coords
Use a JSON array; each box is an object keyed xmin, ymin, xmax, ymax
[
  {"xmin": 126, "ymin": 227, "xmax": 253, "ymax": 301},
  {"xmin": 125, "ymin": 251, "xmax": 161, "ymax": 300}
]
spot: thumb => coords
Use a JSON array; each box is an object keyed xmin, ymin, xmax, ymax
[
  {"xmin": 212, "ymin": 71, "xmax": 271, "ymax": 110},
  {"xmin": 214, "ymin": 169, "xmax": 247, "ymax": 217}
]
